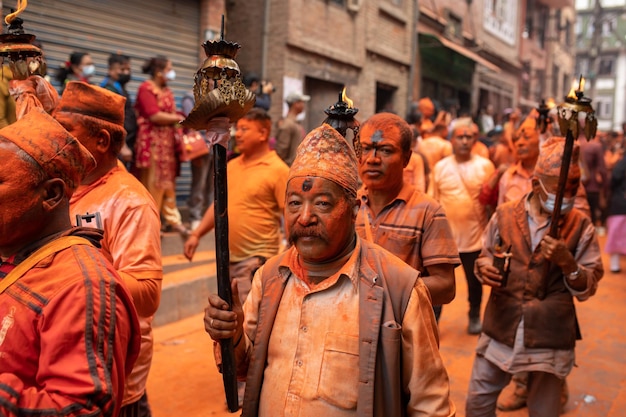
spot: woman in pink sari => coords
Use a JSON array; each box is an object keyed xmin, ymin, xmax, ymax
[{"xmin": 135, "ymin": 55, "xmax": 189, "ymax": 238}]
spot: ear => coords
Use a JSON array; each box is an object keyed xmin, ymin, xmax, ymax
[
  {"xmin": 531, "ymin": 177, "xmax": 541, "ymax": 195},
  {"xmin": 41, "ymin": 178, "xmax": 67, "ymax": 212},
  {"xmin": 402, "ymin": 150, "xmax": 412, "ymax": 168},
  {"xmin": 96, "ymin": 129, "xmax": 111, "ymax": 153},
  {"xmin": 352, "ymin": 198, "xmax": 361, "ymax": 219}
]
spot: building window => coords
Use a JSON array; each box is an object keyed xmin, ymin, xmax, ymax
[
  {"xmin": 552, "ymin": 64, "xmax": 560, "ymax": 98},
  {"xmin": 483, "ymin": 0, "xmax": 518, "ymax": 45},
  {"xmin": 602, "ymin": 16, "xmax": 616, "ymax": 36},
  {"xmin": 599, "ymin": 57, "xmax": 614, "ymax": 76},
  {"xmin": 446, "ymin": 12, "xmax": 463, "ymax": 40},
  {"xmin": 596, "ymin": 97, "xmax": 612, "ymax": 119}
]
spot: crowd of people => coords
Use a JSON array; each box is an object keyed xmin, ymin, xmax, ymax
[{"xmin": 0, "ymin": 43, "xmax": 624, "ymax": 417}]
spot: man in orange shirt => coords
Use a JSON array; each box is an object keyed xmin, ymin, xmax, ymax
[
  {"xmin": 54, "ymin": 82, "xmax": 162, "ymax": 417},
  {"xmin": 184, "ymin": 108, "xmax": 289, "ymax": 408},
  {"xmin": 0, "ymin": 108, "xmax": 139, "ymax": 417}
]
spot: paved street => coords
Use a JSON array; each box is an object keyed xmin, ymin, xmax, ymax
[{"xmin": 147, "ymin": 238, "xmax": 626, "ymax": 416}]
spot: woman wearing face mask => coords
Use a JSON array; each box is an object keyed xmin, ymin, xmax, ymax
[
  {"xmin": 134, "ymin": 55, "xmax": 190, "ymax": 238},
  {"xmin": 55, "ymin": 51, "xmax": 95, "ymax": 93}
]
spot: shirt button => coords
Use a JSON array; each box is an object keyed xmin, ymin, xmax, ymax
[
  {"xmin": 297, "ymin": 360, "xmax": 303, "ymax": 367},
  {"xmin": 302, "ymin": 326, "xmax": 308, "ymax": 332}
]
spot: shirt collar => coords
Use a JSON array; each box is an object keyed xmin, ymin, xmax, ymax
[
  {"xmin": 358, "ymin": 182, "xmax": 415, "ymax": 207},
  {"xmin": 279, "ymin": 238, "xmax": 361, "ymax": 289}
]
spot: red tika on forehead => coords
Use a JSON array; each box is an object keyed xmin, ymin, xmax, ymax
[
  {"xmin": 288, "ymin": 124, "xmax": 359, "ymax": 196},
  {"xmin": 0, "ymin": 108, "xmax": 96, "ymax": 196}
]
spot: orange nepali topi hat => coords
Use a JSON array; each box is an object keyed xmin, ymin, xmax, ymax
[
  {"xmin": 55, "ymin": 81, "xmax": 126, "ymax": 129},
  {"xmin": 0, "ymin": 107, "xmax": 96, "ymax": 196},
  {"xmin": 289, "ymin": 124, "xmax": 359, "ymax": 197},
  {"xmin": 535, "ymin": 136, "xmax": 581, "ymax": 184}
]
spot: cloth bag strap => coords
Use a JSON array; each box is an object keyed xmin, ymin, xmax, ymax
[{"xmin": 0, "ymin": 236, "xmax": 93, "ymax": 295}]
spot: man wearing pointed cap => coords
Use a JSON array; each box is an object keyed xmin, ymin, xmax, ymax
[
  {"xmin": 275, "ymin": 91, "xmax": 310, "ymax": 166},
  {"xmin": 0, "ymin": 108, "xmax": 140, "ymax": 417},
  {"xmin": 204, "ymin": 124, "xmax": 455, "ymax": 416},
  {"xmin": 53, "ymin": 81, "xmax": 162, "ymax": 417},
  {"xmin": 495, "ymin": 111, "xmax": 591, "ymax": 216},
  {"xmin": 467, "ymin": 137, "xmax": 603, "ymax": 416}
]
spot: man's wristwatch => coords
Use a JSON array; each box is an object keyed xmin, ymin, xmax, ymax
[{"xmin": 567, "ymin": 266, "xmax": 581, "ymax": 281}]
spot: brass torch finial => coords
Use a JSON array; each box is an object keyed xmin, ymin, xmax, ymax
[
  {"xmin": 556, "ymin": 75, "xmax": 596, "ymax": 141},
  {"xmin": 0, "ymin": 6, "xmax": 45, "ymax": 80},
  {"xmin": 181, "ymin": 15, "xmax": 255, "ymax": 130}
]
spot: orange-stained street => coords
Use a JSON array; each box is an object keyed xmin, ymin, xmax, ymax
[{"xmin": 147, "ymin": 234, "xmax": 626, "ymax": 417}]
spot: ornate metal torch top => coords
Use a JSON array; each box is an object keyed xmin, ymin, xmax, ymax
[
  {"xmin": 322, "ymin": 87, "xmax": 361, "ymax": 158},
  {"xmin": 181, "ymin": 18, "xmax": 255, "ymax": 130},
  {"xmin": 0, "ymin": 5, "xmax": 46, "ymax": 80},
  {"xmin": 536, "ymin": 98, "xmax": 555, "ymax": 134},
  {"xmin": 556, "ymin": 76, "xmax": 597, "ymax": 141}
]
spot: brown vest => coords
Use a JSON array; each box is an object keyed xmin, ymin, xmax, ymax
[
  {"xmin": 241, "ymin": 240, "xmax": 418, "ymax": 417},
  {"xmin": 482, "ymin": 199, "xmax": 588, "ymax": 350}
]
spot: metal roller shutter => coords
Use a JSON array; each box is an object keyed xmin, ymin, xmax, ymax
[
  {"xmin": 1, "ymin": 0, "xmax": 201, "ymax": 211},
  {"xmin": 1, "ymin": 0, "xmax": 201, "ymax": 103}
]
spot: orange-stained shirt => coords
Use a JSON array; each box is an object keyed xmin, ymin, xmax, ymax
[
  {"xmin": 0, "ymin": 229, "xmax": 140, "ymax": 417},
  {"xmin": 403, "ymin": 152, "xmax": 427, "ymax": 193},
  {"xmin": 432, "ymin": 155, "xmax": 495, "ymax": 252},
  {"xmin": 356, "ymin": 183, "xmax": 460, "ymax": 273},
  {"xmin": 227, "ymin": 151, "xmax": 289, "ymax": 262},
  {"xmin": 471, "ymin": 140, "xmax": 490, "ymax": 159},
  {"xmin": 416, "ymin": 136, "xmax": 452, "ymax": 171},
  {"xmin": 69, "ymin": 164, "xmax": 162, "ymax": 406}
]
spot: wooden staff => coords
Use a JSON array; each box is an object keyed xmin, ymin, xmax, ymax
[{"xmin": 213, "ymin": 137, "xmax": 239, "ymax": 412}]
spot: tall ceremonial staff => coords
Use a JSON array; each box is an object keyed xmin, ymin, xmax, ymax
[
  {"xmin": 539, "ymin": 76, "xmax": 596, "ymax": 299},
  {"xmin": 181, "ymin": 17, "xmax": 255, "ymax": 412}
]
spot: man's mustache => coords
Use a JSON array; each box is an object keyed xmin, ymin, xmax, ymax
[{"xmin": 288, "ymin": 227, "xmax": 327, "ymax": 244}]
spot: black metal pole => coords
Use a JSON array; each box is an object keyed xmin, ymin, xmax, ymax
[
  {"xmin": 540, "ymin": 129, "xmax": 575, "ymax": 299},
  {"xmin": 213, "ymin": 141, "xmax": 238, "ymax": 412},
  {"xmin": 548, "ymin": 129, "xmax": 575, "ymax": 238}
]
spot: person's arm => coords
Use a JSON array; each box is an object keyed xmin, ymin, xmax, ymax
[
  {"xmin": 109, "ymin": 203, "xmax": 163, "ymax": 317},
  {"xmin": 0, "ymin": 275, "xmax": 137, "ymax": 417},
  {"xmin": 419, "ymin": 202, "xmax": 458, "ymax": 305},
  {"xmin": 184, "ymin": 202, "xmax": 216, "ymax": 261},
  {"xmin": 274, "ymin": 122, "xmax": 294, "ymax": 163},
  {"xmin": 403, "ymin": 282, "xmax": 456, "ymax": 417},
  {"xmin": 135, "ymin": 85, "xmax": 181, "ymax": 126},
  {"xmin": 420, "ymin": 264, "xmax": 456, "ymax": 305},
  {"xmin": 540, "ymin": 220, "xmax": 603, "ymax": 299}
]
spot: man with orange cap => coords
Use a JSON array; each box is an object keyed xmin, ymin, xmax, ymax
[
  {"xmin": 52, "ymin": 82, "xmax": 162, "ymax": 417},
  {"xmin": 0, "ymin": 108, "xmax": 140, "ymax": 417},
  {"xmin": 204, "ymin": 124, "xmax": 455, "ymax": 416},
  {"xmin": 467, "ymin": 137, "xmax": 603, "ymax": 416}
]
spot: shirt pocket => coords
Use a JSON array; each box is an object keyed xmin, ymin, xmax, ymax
[
  {"xmin": 381, "ymin": 230, "xmax": 418, "ymax": 266},
  {"xmin": 316, "ymin": 332, "xmax": 359, "ymax": 410}
]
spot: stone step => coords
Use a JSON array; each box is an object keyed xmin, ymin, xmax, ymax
[{"xmin": 155, "ymin": 230, "xmax": 217, "ymax": 327}]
